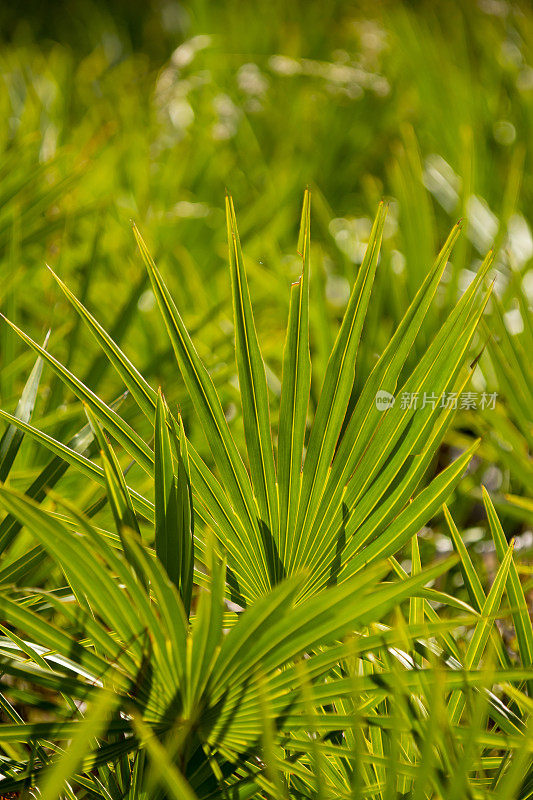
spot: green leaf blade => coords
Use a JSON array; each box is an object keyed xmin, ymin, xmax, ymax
[
  {"xmin": 278, "ymin": 189, "xmax": 311, "ymax": 573},
  {"xmin": 226, "ymin": 195, "xmax": 279, "ymax": 571}
]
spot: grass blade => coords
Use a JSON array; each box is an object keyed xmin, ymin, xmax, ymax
[
  {"xmin": 483, "ymin": 486, "xmax": 533, "ymax": 694},
  {"xmin": 154, "ymin": 391, "xmax": 194, "ymax": 615},
  {"xmin": 448, "ymin": 540, "xmax": 515, "ymax": 725},
  {"xmin": 39, "ymin": 690, "xmax": 119, "ymax": 800},
  {"xmin": 0, "ymin": 332, "xmax": 48, "ymax": 482}
]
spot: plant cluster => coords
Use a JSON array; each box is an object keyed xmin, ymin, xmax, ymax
[
  {"xmin": 1, "ymin": 1, "xmax": 533, "ymax": 797},
  {"xmin": 0, "ymin": 193, "xmax": 532, "ymax": 798}
]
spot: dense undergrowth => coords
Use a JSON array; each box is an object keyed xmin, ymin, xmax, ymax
[{"xmin": 1, "ymin": 1, "xmax": 533, "ymax": 798}]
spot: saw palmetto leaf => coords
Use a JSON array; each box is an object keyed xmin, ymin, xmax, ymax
[
  {"xmin": 132, "ymin": 223, "xmax": 268, "ymax": 588},
  {"xmin": 1, "ymin": 196, "xmax": 527, "ymax": 800},
  {"xmin": 0, "ymin": 313, "xmax": 154, "ymax": 475},
  {"xmin": 288, "ymin": 201, "xmax": 387, "ymax": 572},
  {"xmin": 0, "ymin": 481, "xmax": 488, "ymax": 798},
  {"xmin": 277, "ymin": 188, "xmax": 311, "ymax": 573},
  {"xmin": 13, "ymin": 197, "xmax": 493, "ymax": 612},
  {"xmin": 226, "ymin": 195, "xmax": 279, "ymax": 562}
]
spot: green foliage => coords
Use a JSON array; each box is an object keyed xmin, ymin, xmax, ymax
[
  {"xmin": 0, "ymin": 195, "xmax": 532, "ymax": 797},
  {"xmin": 1, "ymin": 1, "xmax": 533, "ymax": 797}
]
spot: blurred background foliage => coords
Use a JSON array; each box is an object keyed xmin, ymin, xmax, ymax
[{"xmin": 1, "ymin": 0, "xmax": 532, "ymax": 589}]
